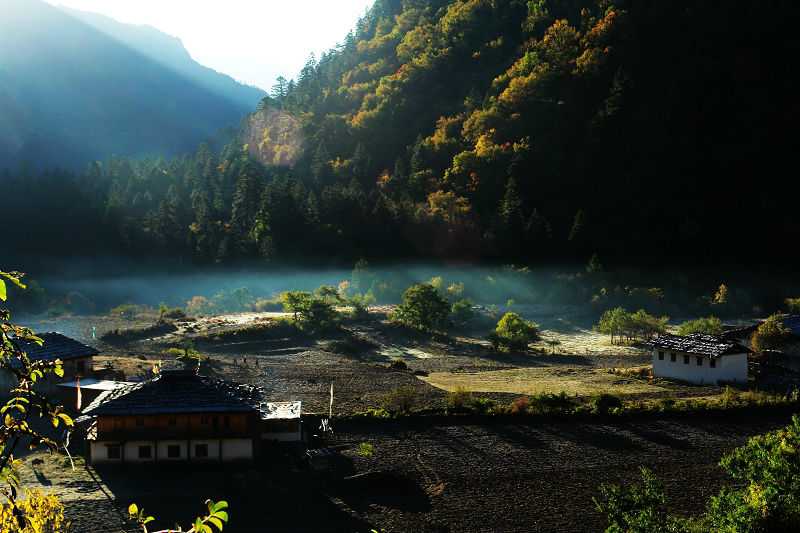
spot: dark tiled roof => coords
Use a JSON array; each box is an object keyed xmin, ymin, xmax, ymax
[
  {"xmin": 82, "ymin": 370, "xmax": 263, "ymax": 416},
  {"xmin": 647, "ymin": 333, "xmax": 751, "ymax": 357},
  {"xmin": 17, "ymin": 332, "xmax": 98, "ymax": 362}
]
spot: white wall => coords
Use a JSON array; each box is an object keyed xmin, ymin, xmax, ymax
[
  {"xmin": 652, "ymin": 350, "xmax": 747, "ymax": 384},
  {"xmin": 90, "ymin": 441, "xmax": 122, "ymax": 463},
  {"xmin": 221, "ymin": 439, "xmax": 253, "ymax": 460},
  {"xmin": 90, "ymin": 438, "xmax": 254, "ymax": 463}
]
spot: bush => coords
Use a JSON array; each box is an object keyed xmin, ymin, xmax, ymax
[
  {"xmin": 529, "ymin": 392, "xmax": 575, "ymax": 415},
  {"xmin": 751, "ymin": 313, "xmax": 792, "ymax": 352},
  {"xmin": 590, "ymin": 393, "xmax": 623, "ymax": 414},
  {"xmin": 391, "ymin": 283, "xmax": 450, "ymax": 332},
  {"xmin": 450, "ymin": 298, "xmax": 475, "ymax": 327},
  {"xmin": 252, "ymin": 297, "xmax": 283, "ymax": 312},
  {"xmin": 492, "ymin": 312, "xmax": 539, "ymax": 351},
  {"xmin": 786, "ymin": 297, "xmax": 800, "ymax": 314},
  {"xmin": 0, "ymin": 489, "xmax": 68, "ymax": 532},
  {"xmin": 446, "ymin": 387, "xmax": 473, "ymax": 411},
  {"xmin": 389, "ymin": 359, "xmax": 408, "ymax": 370},
  {"xmin": 356, "ymin": 442, "xmax": 375, "ymax": 458},
  {"xmin": 510, "ymin": 396, "xmax": 530, "ymax": 414},
  {"xmin": 110, "ymin": 303, "xmax": 146, "ymax": 320},
  {"xmin": 381, "ymin": 386, "xmax": 417, "ymax": 415},
  {"xmin": 186, "ymin": 295, "xmax": 214, "ymax": 316},
  {"xmin": 677, "ymin": 316, "xmax": 723, "ymax": 336}
]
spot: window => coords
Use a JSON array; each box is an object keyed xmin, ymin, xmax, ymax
[
  {"xmin": 195, "ymin": 444, "xmax": 209, "ymax": 458},
  {"xmin": 135, "ymin": 417, "xmax": 145, "ymax": 427},
  {"xmin": 670, "ymin": 353, "xmax": 676, "ymax": 362},
  {"xmin": 76, "ymin": 360, "xmax": 86, "ymax": 374},
  {"xmin": 683, "ymin": 355, "xmax": 690, "ymax": 364},
  {"xmin": 658, "ymin": 351, "xmax": 664, "ymax": 361},
  {"xmin": 212, "ymin": 416, "xmax": 219, "ymax": 428},
  {"xmin": 696, "ymin": 356, "xmax": 703, "ymax": 366},
  {"xmin": 138, "ymin": 445, "xmax": 152, "ymax": 459},
  {"xmin": 107, "ymin": 445, "xmax": 121, "ymax": 459},
  {"xmin": 710, "ymin": 359, "xmax": 716, "ymax": 368},
  {"xmin": 167, "ymin": 445, "xmax": 180, "ymax": 459}
]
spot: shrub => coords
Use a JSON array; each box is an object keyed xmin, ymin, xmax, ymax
[
  {"xmin": 356, "ymin": 442, "xmax": 375, "ymax": 458},
  {"xmin": 252, "ymin": 297, "xmax": 283, "ymax": 312},
  {"xmin": 590, "ymin": 393, "xmax": 623, "ymax": 414},
  {"xmin": 391, "ymin": 283, "xmax": 450, "ymax": 332},
  {"xmin": 471, "ymin": 396, "xmax": 498, "ymax": 414},
  {"xmin": 493, "ymin": 312, "xmax": 540, "ymax": 351},
  {"xmin": 510, "ymin": 396, "xmax": 530, "ymax": 414},
  {"xmin": 751, "ymin": 314, "xmax": 792, "ymax": 352},
  {"xmin": 186, "ymin": 295, "xmax": 214, "ymax": 315},
  {"xmin": 594, "ymin": 467, "xmax": 683, "ymax": 532},
  {"xmin": 389, "ymin": 359, "xmax": 408, "ymax": 370},
  {"xmin": 0, "ymin": 489, "xmax": 67, "ymax": 532},
  {"xmin": 110, "ymin": 303, "xmax": 145, "ymax": 320},
  {"xmin": 677, "ymin": 316, "xmax": 723, "ymax": 336},
  {"xmin": 381, "ymin": 386, "xmax": 417, "ymax": 415},
  {"xmin": 446, "ymin": 387, "xmax": 473, "ymax": 411},
  {"xmin": 786, "ymin": 297, "xmax": 800, "ymax": 314},
  {"xmin": 348, "ymin": 291, "xmax": 375, "ymax": 320},
  {"xmin": 450, "ymin": 298, "xmax": 475, "ymax": 327},
  {"xmin": 529, "ymin": 392, "xmax": 575, "ymax": 415}
]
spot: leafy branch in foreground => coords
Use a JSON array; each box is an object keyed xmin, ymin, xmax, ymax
[
  {"xmin": 0, "ymin": 270, "xmax": 75, "ymax": 531},
  {"xmin": 128, "ymin": 499, "xmax": 229, "ymax": 533}
]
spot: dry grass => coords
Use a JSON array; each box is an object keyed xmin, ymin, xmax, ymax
[{"xmin": 420, "ymin": 366, "xmax": 668, "ymax": 397}]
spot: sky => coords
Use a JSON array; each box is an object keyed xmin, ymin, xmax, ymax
[{"xmin": 46, "ymin": 0, "xmax": 375, "ymax": 91}]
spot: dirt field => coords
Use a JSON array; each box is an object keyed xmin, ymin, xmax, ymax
[{"xmin": 18, "ymin": 412, "xmax": 793, "ymax": 532}]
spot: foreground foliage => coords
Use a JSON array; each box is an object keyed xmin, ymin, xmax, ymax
[{"xmin": 595, "ymin": 415, "xmax": 800, "ymax": 532}]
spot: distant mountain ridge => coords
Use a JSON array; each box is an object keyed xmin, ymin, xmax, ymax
[{"xmin": 0, "ymin": 0, "xmax": 265, "ymax": 170}]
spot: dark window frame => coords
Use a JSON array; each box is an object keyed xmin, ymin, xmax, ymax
[
  {"xmin": 683, "ymin": 355, "xmax": 690, "ymax": 365},
  {"xmin": 696, "ymin": 356, "xmax": 703, "ymax": 366},
  {"xmin": 710, "ymin": 358, "xmax": 716, "ymax": 368},
  {"xmin": 107, "ymin": 444, "xmax": 121, "ymax": 459},
  {"xmin": 670, "ymin": 353, "xmax": 676, "ymax": 362},
  {"xmin": 137, "ymin": 445, "xmax": 152, "ymax": 459},
  {"xmin": 658, "ymin": 351, "xmax": 664, "ymax": 360},
  {"xmin": 195, "ymin": 443, "xmax": 209, "ymax": 458},
  {"xmin": 167, "ymin": 444, "xmax": 181, "ymax": 458}
]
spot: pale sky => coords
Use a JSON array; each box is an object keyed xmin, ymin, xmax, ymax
[{"xmin": 46, "ymin": 0, "xmax": 375, "ymax": 90}]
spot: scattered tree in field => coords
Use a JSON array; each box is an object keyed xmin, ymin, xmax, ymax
[
  {"xmin": 450, "ymin": 298, "xmax": 475, "ymax": 327},
  {"xmin": 677, "ymin": 316, "xmax": 723, "ymax": 336},
  {"xmin": 712, "ymin": 283, "xmax": 729, "ymax": 306},
  {"xmin": 490, "ymin": 312, "xmax": 540, "ymax": 351},
  {"xmin": 546, "ymin": 339, "xmax": 562, "ymax": 354},
  {"xmin": 751, "ymin": 314, "xmax": 792, "ymax": 352},
  {"xmin": 391, "ymin": 283, "xmax": 450, "ymax": 332},
  {"xmin": 280, "ymin": 289, "xmax": 340, "ymax": 332},
  {"xmin": 596, "ymin": 308, "xmax": 668, "ymax": 344}
]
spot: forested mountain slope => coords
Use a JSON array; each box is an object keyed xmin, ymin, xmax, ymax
[
  {"xmin": 5, "ymin": 0, "xmax": 799, "ymax": 267},
  {"xmin": 0, "ymin": 0, "xmax": 263, "ymax": 170}
]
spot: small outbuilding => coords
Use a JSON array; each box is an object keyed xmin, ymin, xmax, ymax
[{"xmin": 648, "ymin": 333, "xmax": 750, "ymax": 385}]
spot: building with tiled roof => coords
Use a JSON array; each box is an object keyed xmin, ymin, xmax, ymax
[
  {"xmin": 80, "ymin": 367, "xmax": 305, "ymax": 464},
  {"xmin": 647, "ymin": 333, "xmax": 750, "ymax": 384}
]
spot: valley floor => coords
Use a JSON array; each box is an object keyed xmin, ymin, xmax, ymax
[{"xmin": 20, "ymin": 412, "xmax": 791, "ymax": 532}]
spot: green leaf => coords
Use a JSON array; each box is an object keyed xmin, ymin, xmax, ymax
[
  {"xmin": 128, "ymin": 503, "xmax": 138, "ymax": 517},
  {"xmin": 0, "ymin": 279, "xmax": 6, "ymax": 301},
  {"xmin": 143, "ymin": 517, "xmax": 154, "ymax": 524},
  {"xmin": 211, "ymin": 501, "xmax": 229, "ymax": 513},
  {"xmin": 214, "ymin": 511, "xmax": 228, "ymax": 523},
  {"xmin": 54, "ymin": 365, "xmax": 64, "ymax": 378},
  {"xmin": 207, "ymin": 516, "xmax": 223, "ymax": 530}
]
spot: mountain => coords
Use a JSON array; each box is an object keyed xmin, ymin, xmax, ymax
[
  {"xmin": 63, "ymin": 7, "xmax": 265, "ymax": 111},
  {"xmin": 4, "ymin": 0, "xmax": 799, "ymax": 267},
  {"xmin": 0, "ymin": 0, "xmax": 265, "ymax": 170}
]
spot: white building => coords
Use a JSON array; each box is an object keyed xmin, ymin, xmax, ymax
[
  {"xmin": 648, "ymin": 333, "xmax": 750, "ymax": 385},
  {"xmin": 260, "ymin": 401, "xmax": 303, "ymax": 442}
]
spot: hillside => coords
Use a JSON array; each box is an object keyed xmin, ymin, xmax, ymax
[
  {"xmin": 4, "ymin": 0, "xmax": 800, "ymax": 267},
  {"xmin": 0, "ymin": 0, "xmax": 264, "ymax": 170}
]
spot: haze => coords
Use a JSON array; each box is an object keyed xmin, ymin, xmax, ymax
[{"xmin": 46, "ymin": 0, "xmax": 374, "ymax": 90}]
